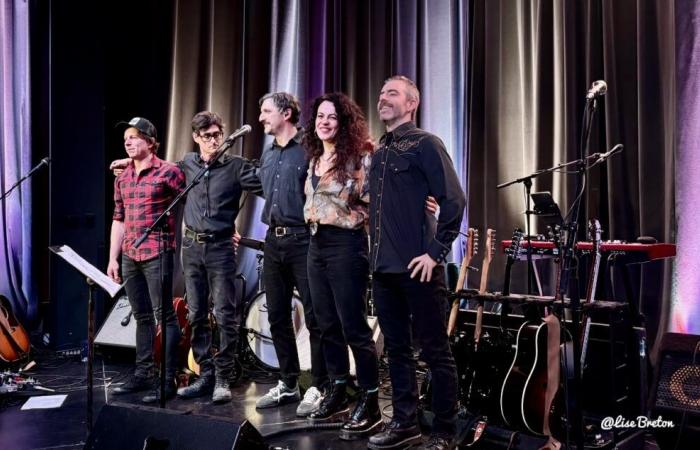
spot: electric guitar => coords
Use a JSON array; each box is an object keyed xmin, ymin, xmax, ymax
[
  {"xmin": 447, "ymin": 228, "xmax": 478, "ymax": 336},
  {"xmin": 464, "ymin": 229, "xmax": 514, "ymax": 416}
]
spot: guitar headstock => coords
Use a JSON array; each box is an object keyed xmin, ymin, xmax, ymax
[
  {"xmin": 588, "ymin": 219, "xmax": 602, "ymax": 251},
  {"xmin": 484, "ymin": 229, "xmax": 496, "ymax": 263},
  {"xmin": 506, "ymin": 228, "xmax": 524, "ymax": 260},
  {"xmin": 465, "ymin": 228, "xmax": 479, "ymax": 261}
]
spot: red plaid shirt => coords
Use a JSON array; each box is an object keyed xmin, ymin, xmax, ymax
[{"xmin": 113, "ymin": 155, "xmax": 186, "ymax": 261}]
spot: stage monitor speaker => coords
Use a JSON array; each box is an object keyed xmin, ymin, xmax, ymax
[
  {"xmin": 94, "ymin": 296, "xmax": 135, "ymax": 349},
  {"xmin": 649, "ymin": 332, "xmax": 700, "ymax": 449},
  {"xmin": 85, "ymin": 403, "xmax": 266, "ymax": 450}
]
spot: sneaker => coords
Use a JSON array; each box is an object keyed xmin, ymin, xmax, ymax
[
  {"xmin": 212, "ymin": 378, "xmax": 232, "ymax": 404},
  {"xmin": 177, "ymin": 376, "xmax": 214, "ymax": 399},
  {"xmin": 255, "ymin": 380, "xmax": 301, "ymax": 409},
  {"xmin": 296, "ymin": 386, "xmax": 324, "ymax": 417},
  {"xmin": 112, "ymin": 375, "xmax": 152, "ymax": 395},
  {"xmin": 142, "ymin": 378, "xmax": 177, "ymax": 404}
]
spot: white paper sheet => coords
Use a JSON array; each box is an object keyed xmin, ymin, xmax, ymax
[{"xmin": 20, "ymin": 394, "xmax": 68, "ymax": 410}]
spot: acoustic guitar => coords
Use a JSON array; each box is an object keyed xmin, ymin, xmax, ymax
[{"xmin": 0, "ymin": 295, "xmax": 31, "ymax": 363}]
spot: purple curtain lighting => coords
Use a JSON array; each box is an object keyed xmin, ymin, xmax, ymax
[
  {"xmin": 0, "ymin": 0, "xmax": 35, "ymax": 323},
  {"xmin": 673, "ymin": 0, "xmax": 700, "ymax": 334}
]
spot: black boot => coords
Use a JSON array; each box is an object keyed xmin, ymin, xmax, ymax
[
  {"xmin": 308, "ymin": 382, "xmax": 349, "ymax": 422},
  {"xmin": 142, "ymin": 377, "xmax": 177, "ymax": 404},
  {"xmin": 368, "ymin": 420, "xmax": 422, "ymax": 449},
  {"xmin": 339, "ymin": 389, "xmax": 382, "ymax": 440}
]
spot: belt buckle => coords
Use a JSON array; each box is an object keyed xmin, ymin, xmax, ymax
[
  {"xmin": 195, "ymin": 233, "xmax": 207, "ymax": 244},
  {"xmin": 274, "ymin": 227, "xmax": 286, "ymax": 238},
  {"xmin": 309, "ymin": 223, "xmax": 318, "ymax": 236}
]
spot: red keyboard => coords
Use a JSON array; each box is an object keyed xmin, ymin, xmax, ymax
[{"xmin": 500, "ymin": 240, "xmax": 676, "ymax": 262}]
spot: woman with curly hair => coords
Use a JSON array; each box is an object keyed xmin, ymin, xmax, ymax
[{"xmin": 302, "ymin": 92, "xmax": 382, "ymax": 440}]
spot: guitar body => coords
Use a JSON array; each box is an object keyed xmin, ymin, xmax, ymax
[
  {"xmin": 500, "ymin": 320, "xmax": 549, "ymax": 434},
  {"xmin": 153, "ymin": 297, "xmax": 192, "ymax": 369},
  {"xmin": 0, "ymin": 296, "xmax": 31, "ymax": 363},
  {"xmin": 466, "ymin": 328, "xmax": 514, "ymax": 417}
]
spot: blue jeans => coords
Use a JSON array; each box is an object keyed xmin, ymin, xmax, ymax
[
  {"xmin": 181, "ymin": 236, "xmax": 239, "ymax": 380},
  {"xmin": 373, "ymin": 265, "xmax": 457, "ymax": 436},
  {"xmin": 121, "ymin": 252, "xmax": 180, "ymax": 380},
  {"xmin": 308, "ymin": 226, "xmax": 378, "ymax": 389}
]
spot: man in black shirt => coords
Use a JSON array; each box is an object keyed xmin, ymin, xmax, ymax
[
  {"xmin": 367, "ymin": 76, "xmax": 466, "ymax": 450},
  {"xmin": 173, "ymin": 112, "xmax": 262, "ymax": 403},
  {"xmin": 254, "ymin": 93, "xmax": 328, "ymax": 417}
]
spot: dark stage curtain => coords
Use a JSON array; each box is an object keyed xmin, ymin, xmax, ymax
[
  {"xmin": 468, "ymin": 0, "xmax": 675, "ymax": 358},
  {"xmin": 163, "ymin": 0, "xmax": 471, "ymax": 300}
]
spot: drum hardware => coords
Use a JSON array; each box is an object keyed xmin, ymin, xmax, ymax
[{"xmin": 241, "ymin": 248, "xmax": 311, "ymax": 371}]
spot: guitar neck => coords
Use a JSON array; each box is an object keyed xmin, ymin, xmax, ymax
[
  {"xmin": 474, "ymin": 263, "xmax": 491, "ymax": 344},
  {"xmin": 580, "ymin": 241, "xmax": 602, "ymax": 372}
]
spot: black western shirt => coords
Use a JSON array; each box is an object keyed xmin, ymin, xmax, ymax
[
  {"xmin": 258, "ymin": 132, "xmax": 308, "ymax": 227},
  {"xmin": 179, "ymin": 152, "xmax": 262, "ymax": 235},
  {"xmin": 369, "ymin": 122, "xmax": 466, "ymax": 273}
]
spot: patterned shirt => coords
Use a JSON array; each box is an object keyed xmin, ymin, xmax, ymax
[
  {"xmin": 303, "ymin": 153, "xmax": 371, "ymax": 230},
  {"xmin": 113, "ymin": 155, "xmax": 186, "ymax": 261},
  {"xmin": 369, "ymin": 122, "xmax": 466, "ymax": 273}
]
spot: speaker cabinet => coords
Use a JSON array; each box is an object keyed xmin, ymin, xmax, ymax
[
  {"xmin": 94, "ymin": 296, "xmax": 135, "ymax": 349},
  {"xmin": 650, "ymin": 332, "xmax": 700, "ymax": 449},
  {"xmin": 85, "ymin": 403, "xmax": 266, "ymax": 450}
]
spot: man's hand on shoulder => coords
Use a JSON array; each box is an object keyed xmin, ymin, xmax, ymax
[{"xmin": 109, "ymin": 158, "xmax": 130, "ymax": 177}]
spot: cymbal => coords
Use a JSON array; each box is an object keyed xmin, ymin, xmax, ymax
[{"xmin": 239, "ymin": 236, "xmax": 264, "ymax": 251}]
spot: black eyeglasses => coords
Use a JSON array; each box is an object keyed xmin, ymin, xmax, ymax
[{"xmin": 199, "ymin": 131, "xmax": 224, "ymax": 142}]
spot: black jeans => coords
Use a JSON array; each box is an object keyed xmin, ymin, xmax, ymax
[
  {"xmin": 182, "ymin": 236, "xmax": 239, "ymax": 380},
  {"xmin": 264, "ymin": 229, "xmax": 327, "ymax": 388},
  {"xmin": 373, "ymin": 265, "xmax": 457, "ymax": 436},
  {"xmin": 308, "ymin": 226, "xmax": 378, "ymax": 389},
  {"xmin": 122, "ymin": 252, "xmax": 180, "ymax": 380}
]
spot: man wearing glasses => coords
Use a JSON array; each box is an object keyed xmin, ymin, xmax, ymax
[
  {"xmin": 175, "ymin": 111, "xmax": 262, "ymax": 403},
  {"xmin": 111, "ymin": 111, "xmax": 261, "ymax": 403}
]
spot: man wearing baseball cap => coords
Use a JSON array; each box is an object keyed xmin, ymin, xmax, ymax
[{"xmin": 107, "ymin": 117, "xmax": 186, "ymax": 404}]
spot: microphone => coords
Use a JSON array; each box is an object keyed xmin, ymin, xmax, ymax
[
  {"xmin": 596, "ymin": 144, "xmax": 624, "ymax": 163},
  {"xmin": 26, "ymin": 157, "xmax": 51, "ymax": 177},
  {"xmin": 224, "ymin": 124, "xmax": 252, "ymax": 144},
  {"xmin": 586, "ymin": 80, "xmax": 607, "ymax": 100}
]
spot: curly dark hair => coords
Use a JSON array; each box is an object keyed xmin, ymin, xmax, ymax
[{"xmin": 302, "ymin": 92, "xmax": 373, "ymax": 185}]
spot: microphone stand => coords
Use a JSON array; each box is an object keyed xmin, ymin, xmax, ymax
[
  {"xmin": 0, "ymin": 159, "xmax": 49, "ymax": 201},
  {"xmin": 131, "ymin": 133, "xmax": 244, "ymax": 407},
  {"xmin": 498, "ymin": 98, "xmax": 620, "ymax": 449}
]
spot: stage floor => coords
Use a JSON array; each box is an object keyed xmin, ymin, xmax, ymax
[{"xmin": 0, "ymin": 348, "xmax": 401, "ymax": 450}]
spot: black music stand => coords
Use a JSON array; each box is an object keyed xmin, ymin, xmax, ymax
[{"xmin": 49, "ymin": 245, "xmax": 124, "ymax": 435}]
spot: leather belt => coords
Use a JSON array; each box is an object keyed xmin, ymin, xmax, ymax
[
  {"xmin": 271, "ymin": 225, "xmax": 309, "ymax": 238},
  {"xmin": 184, "ymin": 227, "xmax": 230, "ymax": 243}
]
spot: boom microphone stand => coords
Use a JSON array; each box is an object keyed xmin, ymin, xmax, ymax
[
  {"xmin": 498, "ymin": 80, "xmax": 621, "ymax": 449},
  {"xmin": 132, "ymin": 125, "xmax": 251, "ymax": 407},
  {"xmin": 0, "ymin": 157, "xmax": 51, "ymax": 201}
]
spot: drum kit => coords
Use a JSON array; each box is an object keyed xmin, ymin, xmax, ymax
[{"xmin": 238, "ymin": 237, "xmax": 311, "ymax": 372}]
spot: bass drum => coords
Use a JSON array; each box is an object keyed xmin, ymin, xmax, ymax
[{"xmin": 243, "ymin": 291, "xmax": 310, "ymax": 371}]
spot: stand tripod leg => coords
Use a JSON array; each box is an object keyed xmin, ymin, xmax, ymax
[{"xmin": 86, "ymin": 280, "xmax": 95, "ymax": 435}]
